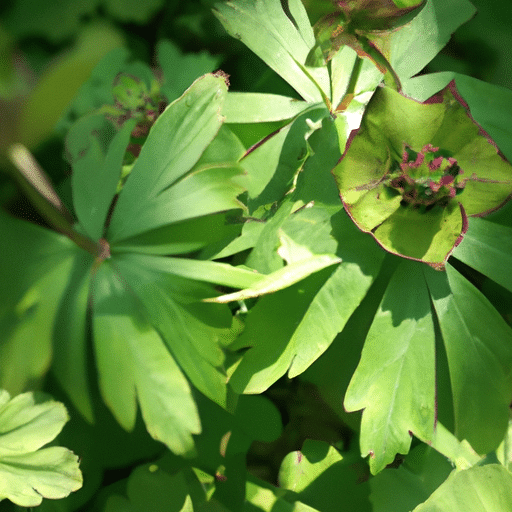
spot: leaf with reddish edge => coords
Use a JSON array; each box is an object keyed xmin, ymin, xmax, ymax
[
  {"xmin": 308, "ymin": 0, "xmax": 426, "ymax": 89},
  {"xmin": 332, "ymin": 81, "xmax": 512, "ymax": 269}
]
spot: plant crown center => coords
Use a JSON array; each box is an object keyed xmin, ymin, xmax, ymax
[{"xmin": 385, "ymin": 144, "xmax": 465, "ymax": 211}]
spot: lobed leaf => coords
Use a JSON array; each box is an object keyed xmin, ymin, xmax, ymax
[
  {"xmin": 91, "ymin": 262, "xmax": 201, "ymax": 456},
  {"xmin": 228, "ymin": 207, "xmax": 384, "ymax": 393},
  {"xmin": 0, "ymin": 391, "xmax": 82, "ymax": 507},
  {"xmin": 344, "ymin": 260, "xmax": 436, "ymax": 474},
  {"xmin": 387, "ymin": 0, "xmax": 476, "ymax": 81},
  {"xmin": 71, "ymin": 117, "xmax": 136, "ymax": 241}
]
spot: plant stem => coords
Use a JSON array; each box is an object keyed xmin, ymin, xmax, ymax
[{"xmin": 7, "ymin": 143, "xmax": 99, "ymax": 256}]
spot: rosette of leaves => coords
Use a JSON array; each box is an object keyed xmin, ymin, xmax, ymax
[
  {"xmin": 332, "ymin": 81, "xmax": 512, "ymax": 268},
  {"xmin": 3, "ymin": 69, "xmax": 340, "ymax": 459},
  {"xmin": 1, "ymin": 73, "xmax": 254, "ymax": 457},
  {"xmin": 211, "ymin": 0, "xmax": 512, "ymax": 480}
]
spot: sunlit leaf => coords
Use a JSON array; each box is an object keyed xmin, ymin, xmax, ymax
[
  {"xmin": 345, "ymin": 260, "xmax": 436, "ymax": 474},
  {"xmin": 425, "ymin": 264, "xmax": 512, "ymax": 454},
  {"xmin": 228, "ymin": 207, "xmax": 383, "ymax": 393},
  {"xmin": 279, "ymin": 440, "xmax": 372, "ymax": 512},
  {"xmin": 387, "ymin": 0, "xmax": 476, "ymax": 80},
  {"xmin": 108, "ymin": 73, "xmax": 231, "ymax": 243},
  {"xmin": 0, "ymin": 391, "xmax": 82, "ymax": 507},
  {"xmin": 213, "ymin": 0, "xmax": 329, "ymax": 103},
  {"xmin": 413, "ymin": 464, "xmax": 512, "ymax": 512}
]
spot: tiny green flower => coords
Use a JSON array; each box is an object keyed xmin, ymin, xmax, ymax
[{"xmin": 332, "ymin": 81, "xmax": 512, "ymax": 269}]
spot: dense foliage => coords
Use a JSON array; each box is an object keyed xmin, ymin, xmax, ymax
[{"xmin": 1, "ymin": 0, "xmax": 512, "ymax": 510}]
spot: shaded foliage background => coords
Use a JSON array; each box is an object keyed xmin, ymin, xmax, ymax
[{"xmin": 0, "ymin": 0, "xmax": 512, "ymax": 511}]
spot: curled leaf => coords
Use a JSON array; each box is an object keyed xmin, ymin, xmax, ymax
[{"xmin": 332, "ymin": 81, "xmax": 512, "ymax": 268}]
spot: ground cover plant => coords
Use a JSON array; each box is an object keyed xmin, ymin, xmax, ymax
[{"xmin": 1, "ymin": 0, "xmax": 512, "ymax": 510}]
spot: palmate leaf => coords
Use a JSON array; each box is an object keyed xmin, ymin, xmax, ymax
[
  {"xmin": 91, "ymin": 262, "xmax": 200, "ymax": 456},
  {"xmin": 3, "ymin": 72, "xmax": 263, "ymax": 456},
  {"xmin": 345, "ymin": 258, "xmax": 512, "ymax": 474},
  {"xmin": 80, "ymin": 74, "xmax": 255, "ymax": 444},
  {"xmin": 0, "ymin": 390, "xmax": 82, "ymax": 507},
  {"xmin": 70, "ymin": 117, "xmax": 136, "ymax": 241}
]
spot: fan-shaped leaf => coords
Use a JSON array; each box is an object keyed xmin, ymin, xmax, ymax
[{"xmin": 91, "ymin": 262, "xmax": 200, "ymax": 456}]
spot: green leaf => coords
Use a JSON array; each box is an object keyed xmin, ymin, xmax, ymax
[
  {"xmin": 246, "ymin": 106, "xmax": 328, "ymax": 208},
  {"xmin": 113, "ymin": 162, "xmax": 245, "ymax": 242},
  {"xmin": 223, "ymin": 93, "xmax": 312, "ymax": 124},
  {"xmin": 206, "ymin": 254, "xmax": 341, "ymax": 304},
  {"xmin": 104, "ymin": 463, "xmax": 195, "ymax": 512},
  {"xmin": 213, "ymin": 0, "xmax": 329, "ymax": 103},
  {"xmin": 413, "ymin": 464, "xmax": 512, "ymax": 512},
  {"xmin": 228, "ymin": 208, "xmax": 383, "ymax": 393},
  {"xmin": 388, "ymin": 0, "xmax": 476, "ymax": 80},
  {"xmin": 111, "ymin": 213, "xmax": 243, "ymax": 256},
  {"xmin": 71, "ymin": 117, "xmax": 135, "ymax": 240},
  {"xmin": 370, "ymin": 444, "xmax": 453, "ymax": 512},
  {"xmin": 245, "ymin": 475, "xmax": 321, "ymax": 512},
  {"xmin": 111, "ymin": 253, "xmax": 231, "ymax": 408},
  {"xmin": 0, "ymin": 213, "xmax": 79, "ymax": 394},
  {"xmin": 425, "ymin": 264, "xmax": 512, "ymax": 454},
  {"xmin": 344, "ymin": 260, "xmax": 436, "ymax": 474},
  {"xmin": 91, "ymin": 262, "xmax": 200, "ymax": 456},
  {"xmin": 52, "ymin": 251, "xmax": 95, "ymax": 423},
  {"xmin": 428, "ymin": 422, "xmax": 481, "ymax": 470},
  {"xmin": 452, "ymin": 217, "xmax": 512, "ymax": 294},
  {"xmin": 111, "ymin": 253, "xmax": 263, "ymax": 290},
  {"xmin": 279, "ymin": 440, "xmax": 372, "ymax": 512},
  {"xmin": 108, "ymin": 73, "xmax": 231, "ymax": 243},
  {"xmin": 0, "ymin": 391, "xmax": 82, "ymax": 506}
]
